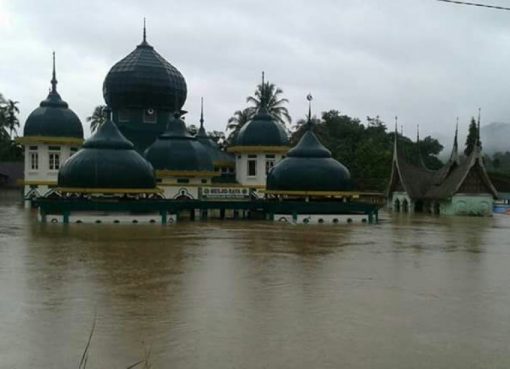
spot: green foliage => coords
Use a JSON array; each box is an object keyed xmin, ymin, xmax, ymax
[
  {"xmin": 464, "ymin": 117, "xmax": 479, "ymax": 156},
  {"xmin": 291, "ymin": 110, "xmax": 444, "ymax": 191},
  {"xmin": 246, "ymin": 79, "xmax": 291, "ymax": 126},
  {"xmin": 87, "ymin": 105, "xmax": 107, "ymax": 133},
  {"xmin": 0, "ymin": 93, "xmax": 22, "ymax": 161},
  {"xmin": 226, "ymin": 78, "xmax": 291, "ymax": 144},
  {"xmin": 225, "ymin": 107, "xmax": 255, "ymax": 144}
]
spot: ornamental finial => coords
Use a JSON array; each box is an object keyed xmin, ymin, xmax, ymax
[
  {"xmin": 306, "ymin": 93, "xmax": 313, "ymax": 130},
  {"xmin": 143, "ymin": 18, "xmax": 147, "ymax": 43},
  {"xmin": 200, "ymin": 97, "xmax": 204, "ymax": 128},
  {"xmin": 51, "ymin": 51, "xmax": 57, "ymax": 93}
]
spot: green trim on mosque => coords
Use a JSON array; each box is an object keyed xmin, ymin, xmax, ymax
[
  {"xmin": 267, "ymin": 103, "xmax": 352, "ymax": 192},
  {"xmin": 233, "ymin": 106, "xmax": 289, "ymax": 147},
  {"xmin": 24, "ymin": 52, "xmax": 83, "ymax": 139},
  {"xmin": 58, "ymin": 110, "xmax": 156, "ymax": 189},
  {"xmin": 102, "ymin": 24, "xmax": 187, "ymax": 111},
  {"xmin": 144, "ymin": 113, "xmax": 215, "ymax": 174},
  {"xmin": 195, "ymin": 98, "xmax": 235, "ymax": 168}
]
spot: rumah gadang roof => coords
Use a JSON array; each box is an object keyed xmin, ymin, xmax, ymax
[
  {"xmin": 387, "ymin": 123, "xmax": 498, "ymax": 200},
  {"xmin": 266, "ymin": 101, "xmax": 352, "ymax": 192},
  {"xmin": 102, "ymin": 23, "xmax": 187, "ymax": 111},
  {"xmin": 23, "ymin": 53, "xmax": 83, "ymax": 139},
  {"xmin": 144, "ymin": 113, "xmax": 215, "ymax": 173},
  {"xmin": 58, "ymin": 110, "xmax": 156, "ymax": 189}
]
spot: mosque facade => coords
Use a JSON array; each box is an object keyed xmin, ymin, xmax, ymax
[{"xmin": 16, "ymin": 28, "xmax": 386, "ymax": 225}]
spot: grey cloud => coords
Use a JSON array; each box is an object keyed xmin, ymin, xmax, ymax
[{"xmin": 2, "ymin": 0, "xmax": 510, "ymax": 151}]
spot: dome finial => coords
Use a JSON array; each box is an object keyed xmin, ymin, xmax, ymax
[
  {"xmin": 51, "ymin": 51, "xmax": 57, "ymax": 93},
  {"xmin": 143, "ymin": 18, "xmax": 147, "ymax": 43},
  {"xmin": 200, "ymin": 97, "xmax": 204, "ymax": 129},
  {"xmin": 259, "ymin": 71, "xmax": 268, "ymax": 109},
  {"xmin": 306, "ymin": 93, "xmax": 313, "ymax": 130}
]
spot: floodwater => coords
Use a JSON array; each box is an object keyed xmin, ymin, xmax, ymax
[{"xmin": 1, "ymin": 191, "xmax": 510, "ymax": 369}]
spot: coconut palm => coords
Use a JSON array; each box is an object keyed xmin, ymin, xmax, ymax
[
  {"xmin": 87, "ymin": 105, "xmax": 107, "ymax": 133},
  {"xmin": 246, "ymin": 79, "xmax": 291, "ymax": 126},
  {"xmin": 5, "ymin": 100, "xmax": 20, "ymax": 138},
  {"xmin": 0, "ymin": 97, "xmax": 20, "ymax": 138},
  {"xmin": 225, "ymin": 107, "xmax": 255, "ymax": 143}
]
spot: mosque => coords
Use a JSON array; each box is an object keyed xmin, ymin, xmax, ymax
[{"xmin": 17, "ymin": 27, "xmax": 379, "ymax": 225}]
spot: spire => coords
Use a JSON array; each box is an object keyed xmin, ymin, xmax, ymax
[
  {"xmin": 449, "ymin": 117, "xmax": 460, "ymax": 164},
  {"xmin": 51, "ymin": 51, "xmax": 57, "ymax": 93},
  {"xmin": 416, "ymin": 124, "xmax": 428, "ymax": 169},
  {"xmin": 306, "ymin": 93, "xmax": 313, "ymax": 130},
  {"xmin": 200, "ymin": 97, "xmax": 204, "ymax": 129},
  {"xmin": 393, "ymin": 116, "xmax": 399, "ymax": 159},
  {"xmin": 259, "ymin": 71, "xmax": 267, "ymax": 109},
  {"xmin": 477, "ymin": 107, "xmax": 482, "ymax": 148},
  {"xmin": 143, "ymin": 18, "xmax": 147, "ymax": 43}
]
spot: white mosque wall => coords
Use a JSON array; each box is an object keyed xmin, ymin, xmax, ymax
[
  {"xmin": 274, "ymin": 214, "xmax": 369, "ymax": 225},
  {"xmin": 235, "ymin": 153, "xmax": 284, "ymax": 187}
]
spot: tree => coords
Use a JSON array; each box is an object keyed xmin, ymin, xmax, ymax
[
  {"xmin": 87, "ymin": 105, "xmax": 107, "ymax": 133},
  {"xmin": 5, "ymin": 100, "xmax": 20, "ymax": 138},
  {"xmin": 0, "ymin": 97, "xmax": 20, "ymax": 138},
  {"xmin": 464, "ymin": 117, "xmax": 479, "ymax": 156},
  {"xmin": 186, "ymin": 124, "xmax": 198, "ymax": 135},
  {"xmin": 0, "ymin": 93, "xmax": 22, "ymax": 161},
  {"xmin": 225, "ymin": 108, "xmax": 254, "ymax": 143},
  {"xmin": 246, "ymin": 79, "xmax": 291, "ymax": 126}
]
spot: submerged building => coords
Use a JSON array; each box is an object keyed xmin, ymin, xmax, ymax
[
  {"xmin": 387, "ymin": 123, "xmax": 498, "ymax": 216},
  {"xmin": 17, "ymin": 53, "xmax": 83, "ymax": 205},
  {"xmin": 17, "ymin": 26, "xmax": 381, "ymax": 224}
]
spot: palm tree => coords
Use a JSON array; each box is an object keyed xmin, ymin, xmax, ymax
[
  {"xmin": 225, "ymin": 107, "xmax": 255, "ymax": 143},
  {"xmin": 0, "ymin": 97, "xmax": 20, "ymax": 138},
  {"xmin": 87, "ymin": 105, "xmax": 107, "ymax": 133},
  {"xmin": 246, "ymin": 78, "xmax": 291, "ymax": 126},
  {"xmin": 5, "ymin": 100, "xmax": 19, "ymax": 138}
]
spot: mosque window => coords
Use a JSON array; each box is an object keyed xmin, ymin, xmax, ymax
[
  {"xmin": 177, "ymin": 178, "xmax": 189, "ymax": 184},
  {"xmin": 248, "ymin": 160, "xmax": 257, "ymax": 176},
  {"xmin": 49, "ymin": 153, "xmax": 60, "ymax": 170},
  {"xmin": 29, "ymin": 146, "xmax": 38, "ymax": 150},
  {"xmin": 265, "ymin": 154, "xmax": 275, "ymax": 159},
  {"xmin": 118, "ymin": 109, "xmax": 130, "ymax": 122},
  {"xmin": 30, "ymin": 152, "xmax": 39, "ymax": 170},
  {"xmin": 265, "ymin": 160, "xmax": 275, "ymax": 174},
  {"xmin": 143, "ymin": 108, "xmax": 157, "ymax": 123},
  {"xmin": 201, "ymin": 179, "xmax": 208, "ymax": 184}
]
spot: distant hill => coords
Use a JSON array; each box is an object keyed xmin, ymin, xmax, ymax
[{"xmin": 481, "ymin": 122, "xmax": 510, "ymax": 155}]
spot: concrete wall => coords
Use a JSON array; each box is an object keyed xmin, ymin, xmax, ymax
[
  {"xmin": 440, "ymin": 194, "xmax": 493, "ymax": 216},
  {"xmin": 235, "ymin": 153, "xmax": 284, "ymax": 187},
  {"xmin": 274, "ymin": 214, "xmax": 369, "ymax": 225}
]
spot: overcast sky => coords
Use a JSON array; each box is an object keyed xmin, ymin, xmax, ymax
[{"xmin": 2, "ymin": 0, "xmax": 510, "ymax": 145}]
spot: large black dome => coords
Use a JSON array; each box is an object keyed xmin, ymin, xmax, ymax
[
  {"xmin": 144, "ymin": 114, "xmax": 214, "ymax": 173},
  {"xmin": 102, "ymin": 33, "xmax": 187, "ymax": 111},
  {"xmin": 233, "ymin": 107, "xmax": 289, "ymax": 147},
  {"xmin": 58, "ymin": 114, "xmax": 155, "ymax": 189},
  {"xmin": 24, "ymin": 55, "xmax": 83, "ymax": 139},
  {"xmin": 266, "ymin": 124, "xmax": 352, "ymax": 192}
]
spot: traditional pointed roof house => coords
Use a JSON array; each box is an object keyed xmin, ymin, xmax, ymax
[{"xmin": 387, "ymin": 115, "xmax": 497, "ymax": 216}]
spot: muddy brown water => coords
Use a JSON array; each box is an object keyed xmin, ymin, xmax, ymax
[{"xmin": 1, "ymin": 190, "xmax": 510, "ymax": 368}]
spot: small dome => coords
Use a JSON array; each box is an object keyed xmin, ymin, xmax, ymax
[
  {"xmin": 144, "ymin": 114, "xmax": 214, "ymax": 173},
  {"xmin": 103, "ymin": 31, "xmax": 187, "ymax": 111},
  {"xmin": 267, "ymin": 124, "xmax": 352, "ymax": 192},
  {"xmin": 24, "ymin": 55, "xmax": 83, "ymax": 139},
  {"xmin": 58, "ymin": 114, "xmax": 155, "ymax": 189},
  {"xmin": 234, "ymin": 107, "xmax": 289, "ymax": 146}
]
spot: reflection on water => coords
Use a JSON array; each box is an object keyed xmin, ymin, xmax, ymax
[{"xmin": 1, "ymin": 190, "xmax": 510, "ymax": 368}]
